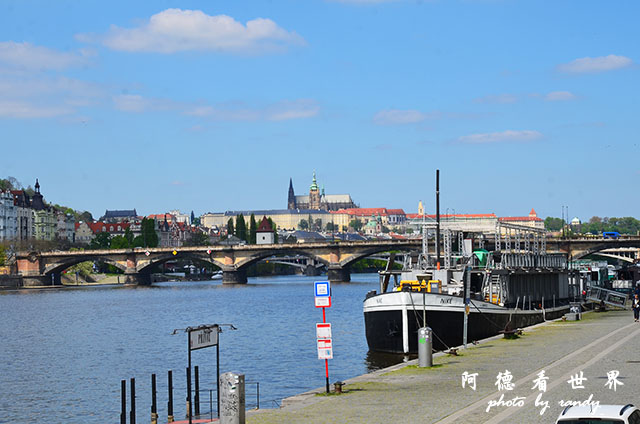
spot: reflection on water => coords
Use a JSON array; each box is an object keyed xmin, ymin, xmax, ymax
[{"xmin": 0, "ymin": 273, "xmax": 407, "ymax": 423}]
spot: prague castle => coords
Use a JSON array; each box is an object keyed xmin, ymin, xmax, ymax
[{"xmin": 287, "ymin": 172, "xmax": 357, "ymax": 211}]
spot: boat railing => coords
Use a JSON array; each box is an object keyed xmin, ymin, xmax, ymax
[{"xmin": 494, "ymin": 252, "xmax": 567, "ymax": 270}]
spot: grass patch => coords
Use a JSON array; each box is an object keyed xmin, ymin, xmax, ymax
[{"xmin": 382, "ymin": 363, "xmax": 444, "ymax": 376}]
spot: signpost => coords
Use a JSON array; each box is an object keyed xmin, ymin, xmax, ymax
[
  {"xmin": 173, "ymin": 324, "xmax": 233, "ymax": 424},
  {"xmin": 314, "ymin": 281, "xmax": 332, "ymax": 393}
]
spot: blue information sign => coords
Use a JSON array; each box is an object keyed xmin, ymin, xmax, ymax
[{"xmin": 314, "ymin": 281, "xmax": 331, "ymax": 297}]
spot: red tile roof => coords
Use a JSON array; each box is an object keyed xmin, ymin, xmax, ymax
[
  {"xmin": 499, "ymin": 216, "xmax": 543, "ymax": 222},
  {"xmin": 75, "ymin": 221, "xmax": 131, "ymax": 234},
  {"xmin": 406, "ymin": 213, "xmax": 497, "ymax": 219}
]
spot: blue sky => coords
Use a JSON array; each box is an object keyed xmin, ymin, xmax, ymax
[{"xmin": 1, "ymin": 0, "xmax": 638, "ymax": 220}]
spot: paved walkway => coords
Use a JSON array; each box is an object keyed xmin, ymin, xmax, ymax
[{"xmin": 247, "ymin": 309, "xmax": 640, "ymax": 424}]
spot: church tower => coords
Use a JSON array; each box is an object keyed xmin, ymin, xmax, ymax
[
  {"xmin": 287, "ymin": 178, "xmax": 297, "ymax": 209},
  {"xmin": 309, "ymin": 171, "xmax": 321, "ymax": 210},
  {"xmin": 31, "ymin": 178, "xmax": 45, "ymax": 210}
]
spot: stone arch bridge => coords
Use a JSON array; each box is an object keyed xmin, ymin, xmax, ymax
[{"xmin": 14, "ymin": 240, "xmax": 421, "ymax": 287}]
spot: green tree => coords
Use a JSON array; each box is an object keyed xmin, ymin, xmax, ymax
[
  {"xmin": 298, "ymin": 219, "xmax": 309, "ymax": 230},
  {"xmin": 78, "ymin": 211, "xmax": 94, "ymax": 223},
  {"xmin": 326, "ymin": 222, "xmax": 336, "ymax": 232},
  {"xmin": 236, "ymin": 214, "xmax": 247, "ymax": 242},
  {"xmin": 249, "ymin": 214, "xmax": 257, "ymax": 244},
  {"xmin": 90, "ymin": 232, "xmax": 112, "ymax": 249},
  {"xmin": 110, "ymin": 235, "xmax": 130, "ymax": 249},
  {"xmin": 0, "ymin": 244, "xmax": 6, "ymax": 266},
  {"xmin": 124, "ymin": 227, "xmax": 134, "ymax": 246},
  {"xmin": 268, "ymin": 218, "xmax": 278, "ymax": 243},
  {"xmin": 349, "ymin": 219, "xmax": 363, "ymax": 231},
  {"xmin": 227, "ymin": 218, "xmax": 235, "ymax": 236},
  {"xmin": 132, "ymin": 218, "xmax": 159, "ymax": 248},
  {"xmin": 0, "ymin": 176, "xmax": 20, "ymax": 191},
  {"xmin": 544, "ymin": 217, "xmax": 565, "ymax": 231},
  {"xmin": 184, "ymin": 231, "xmax": 211, "ymax": 246}
]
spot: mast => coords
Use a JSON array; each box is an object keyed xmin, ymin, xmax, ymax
[{"xmin": 436, "ymin": 169, "xmax": 441, "ymax": 269}]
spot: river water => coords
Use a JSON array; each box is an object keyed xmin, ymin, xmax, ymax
[{"xmin": 0, "ymin": 273, "xmax": 402, "ymax": 423}]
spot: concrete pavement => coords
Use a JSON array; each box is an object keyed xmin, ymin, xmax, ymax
[{"xmin": 247, "ymin": 309, "xmax": 640, "ymax": 424}]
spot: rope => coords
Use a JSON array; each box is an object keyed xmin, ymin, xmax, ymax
[{"xmin": 407, "ymin": 290, "xmax": 451, "ymax": 351}]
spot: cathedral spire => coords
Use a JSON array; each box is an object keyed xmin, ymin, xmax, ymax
[
  {"xmin": 310, "ymin": 171, "xmax": 318, "ymax": 191},
  {"xmin": 287, "ymin": 178, "xmax": 296, "ymax": 209}
]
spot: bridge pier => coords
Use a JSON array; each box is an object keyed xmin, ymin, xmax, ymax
[
  {"xmin": 304, "ymin": 265, "xmax": 320, "ymax": 276},
  {"xmin": 328, "ymin": 266, "xmax": 350, "ymax": 283},
  {"xmin": 123, "ymin": 273, "xmax": 151, "ymax": 286},
  {"xmin": 222, "ymin": 268, "xmax": 247, "ymax": 284},
  {"xmin": 22, "ymin": 273, "xmax": 62, "ymax": 287}
]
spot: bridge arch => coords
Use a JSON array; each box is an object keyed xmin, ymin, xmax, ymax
[
  {"xmin": 571, "ymin": 241, "xmax": 640, "ymax": 260},
  {"xmin": 233, "ymin": 249, "xmax": 330, "ymax": 270},
  {"xmin": 44, "ymin": 256, "xmax": 127, "ymax": 275},
  {"xmin": 336, "ymin": 245, "xmax": 418, "ymax": 268},
  {"xmin": 136, "ymin": 251, "xmax": 225, "ymax": 274}
]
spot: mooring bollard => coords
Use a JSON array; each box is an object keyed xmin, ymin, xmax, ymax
[
  {"xmin": 120, "ymin": 379, "xmax": 126, "ymax": 424},
  {"xmin": 220, "ymin": 372, "xmax": 245, "ymax": 424},
  {"xmin": 167, "ymin": 370, "xmax": 174, "ymax": 423},
  {"xmin": 418, "ymin": 327, "xmax": 433, "ymax": 367},
  {"xmin": 151, "ymin": 374, "xmax": 158, "ymax": 424}
]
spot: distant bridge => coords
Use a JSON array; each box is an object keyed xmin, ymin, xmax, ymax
[
  {"xmin": 13, "ymin": 236, "xmax": 640, "ymax": 288},
  {"xmin": 546, "ymin": 236, "xmax": 640, "ymax": 261},
  {"xmin": 14, "ymin": 240, "xmax": 421, "ymax": 287}
]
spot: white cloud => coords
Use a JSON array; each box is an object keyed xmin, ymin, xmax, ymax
[
  {"xmin": 545, "ymin": 91, "xmax": 576, "ymax": 101},
  {"xmin": 115, "ymin": 94, "xmax": 319, "ymax": 121},
  {"xmin": 474, "ymin": 94, "xmax": 518, "ymax": 104},
  {"xmin": 0, "ymin": 74, "xmax": 104, "ymax": 120},
  {"xmin": 373, "ymin": 109, "xmax": 437, "ymax": 125},
  {"xmin": 81, "ymin": 9, "xmax": 304, "ymax": 54},
  {"xmin": 458, "ymin": 130, "xmax": 543, "ymax": 144},
  {"xmin": 557, "ymin": 55, "xmax": 633, "ymax": 74},
  {"xmin": 0, "ymin": 100, "xmax": 73, "ymax": 119},
  {"xmin": 0, "ymin": 41, "xmax": 90, "ymax": 70}
]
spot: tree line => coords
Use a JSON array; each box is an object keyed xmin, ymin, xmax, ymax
[
  {"xmin": 227, "ymin": 214, "xmax": 278, "ymax": 244},
  {"xmin": 545, "ymin": 216, "xmax": 640, "ymax": 235}
]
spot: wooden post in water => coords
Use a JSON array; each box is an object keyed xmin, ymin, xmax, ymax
[
  {"xmin": 186, "ymin": 367, "xmax": 192, "ymax": 424},
  {"xmin": 167, "ymin": 370, "xmax": 174, "ymax": 423},
  {"xmin": 194, "ymin": 365, "xmax": 200, "ymax": 416},
  {"xmin": 120, "ymin": 379, "xmax": 126, "ymax": 424},
  {"xmin": 151, "ymin": 373, "xmax": 158, "ymax": 424},
  {"xmin": 130, "ymin": 378, "xmax": 136, "ymax": 424}
]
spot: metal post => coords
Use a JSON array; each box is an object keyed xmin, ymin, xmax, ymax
[
  {"xmin": 436, "ymin": 170, "xmax": 441, "ymax": 268},
  {"xmin": 217, "ymin": 343, "xmax": 220, "ymax": 418},
  {"xmin": 256, "ymin": 382, "xmax": 260, "ymax": 410},
  {"xmin": 463, "ymin": 266, "xmax": 470, "ymax": 348},
  {"xmin": 210, "ymin": 390, "xmax": 213, "ymax": 422},
  {"xmin": 195, "ymin": 365, "xmax": 200, "ymax": 416},
  {"xmin": 167, "ymin": 370, "xmax": 174, "ymax": 423},
  {"xmin": 120, "ymin": 380, "xmax": 126, "ymax": 424},
  {"xmin": 130, "ymin": 378, "xmax": 136, "ymax": 424},
  {"xmin": 418, "ymin": 327, "xmax": 432, "ymax": 367},
  {"xmin": 186, "ymin": 367, "xmax": 192, "ymax": 424},
  {"xmin": 151, "ymin": 374, "xmax": 158, "ymax": 424}
]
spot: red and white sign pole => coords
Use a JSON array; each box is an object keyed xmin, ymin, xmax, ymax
[
  {"xmin": 314, "ymin": 281, "xmax": 332, "ymax": 393},
  {"xmin": 322, "ymin": 308, "xmax": 330, "ymax": 393}
]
